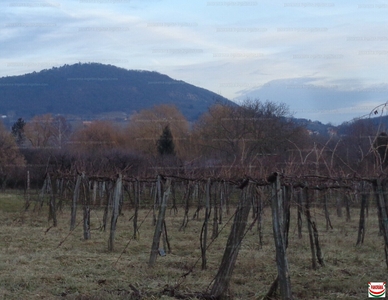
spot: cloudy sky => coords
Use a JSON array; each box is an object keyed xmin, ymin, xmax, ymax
[{"xmin": 2, "ymin": 0, "xmax": 388, "ymax": 124}]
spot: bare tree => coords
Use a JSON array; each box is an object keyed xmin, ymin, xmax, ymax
[
  {"xmin": 0, "ymin": 121, "xmax": 26, "ymax": 189},
  {"xmin": 193, "ymin": 99, "xmax": 307, "ymax": 175}
]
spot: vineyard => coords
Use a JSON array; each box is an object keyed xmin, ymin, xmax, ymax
[
  {"xmin": 0, "ymin": 169, "xmax": 387, "ymax": 299},
  {"xmin": 1, "ymin": 102, "xmax": 388, "ymax": 299}
]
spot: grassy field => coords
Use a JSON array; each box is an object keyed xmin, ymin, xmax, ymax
[{"xmin": 0, "ymin": 190, "xmax": 387, "ymax": 299}]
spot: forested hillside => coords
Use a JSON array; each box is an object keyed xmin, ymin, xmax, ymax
[{"xmin": 0, "ymin": 63, "xmax": 233, "ymax": 121}]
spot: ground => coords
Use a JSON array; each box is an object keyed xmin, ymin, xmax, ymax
[{"xmin": 0, "ymin": 190, "xmax": 387, "ymax": 299}]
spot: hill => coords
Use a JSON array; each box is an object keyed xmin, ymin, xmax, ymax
[
  {"xmin": 0, "ymin": 63, "xmax": 234, "ymax": 122},
  {"xmin": 292, "ymin": 118, "xmax": 333, "ymax": 135}
]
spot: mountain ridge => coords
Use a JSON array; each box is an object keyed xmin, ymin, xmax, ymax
[
  {"xmin": 0, "ymin": 62, "xmax": 234, "ymax": 122},
  {"xmin": 4, "ymin": 62, "xmax": 386, "ymax": 136}
]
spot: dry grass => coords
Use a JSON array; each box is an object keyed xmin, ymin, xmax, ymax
[{"xmin": 0, "ymin": 191, "xmax": 387, "ymax": 299}]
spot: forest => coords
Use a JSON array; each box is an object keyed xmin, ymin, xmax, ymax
[{"xmin": 0, "ymin": 99, "xmax": 386, "ymax": 188}]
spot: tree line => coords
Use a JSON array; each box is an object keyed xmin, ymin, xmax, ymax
[{"xmin": 0, "ymin": 99, "xmax": 387, "ymax": 188}]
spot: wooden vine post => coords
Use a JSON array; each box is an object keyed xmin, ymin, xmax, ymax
[
  {"xmin": 269, "ymin": 173, "xmax": 293, "ymax": 300},
  {"xmin": 108, "ymin": 174, "xmax": 123, "ymax": 251},
  {"xmin": 99, "ymin": 181, "xmax": 105, "ymax": 206},
  {"xmin": 92, "ymin": 180, "xmax": 97, "ymax": 206},
  {"xmin": 102, "ymin": 181, "xmax": 112, "ymax": 232},
  {"xmin": 170, "ymin": 181, "xmax": 178, "ymax": 214},
  {"xmin": 201, "ymin": 178, "xmax": 211, "ymax": 270},
  {"xmin": 70, "ymin": 173, "xmax": 82, "ymax": 231},
  {"xmin": 25, "ymin": 170, "xmax": 31, "ymax": 211},
  {"xmin": 133, "ymin": 179, "xmax": 140, "ymax": 239},
  {"xmin": 373, "ymin": 179, "xmax": 388, "ymax": 268},
  {"xmin": 335, "ymin": 190, "xmax": 342, "ymax": 217},
  {"xmin": 297, "ymin": 189, "xmax": 303, "ymax": 239},
  {"xmin": 256, "ymin": 186, "xmax": 264, "ymax": 248},
  {"xmin": 345, "ymin": 192, "xmax": 351, "ymax": 222},
  {"xmin": 38, "ymin": 173, "xmax": 50, "ymax": 209},
  {"xmin": 219, "ymin": 181, "xmax": 225, "ymax": 225},
  {"xmin": 283, "ymin": 185, "xmax": 291, "ymax": 249},
  {"xmin": 149, "ymin": 177, "xmax": 171, "ymax": 266},
  {"xmin": 179, "ymin": 181, "xmax": 191, "ymax": 231},
  {"xmin": 57, "ymin": 178, "xmax": 64, "ymax": 212},
  {"xmin": 356, "ymin": 186, "xmax": 367, "ymax": 246},
  {"xmin": 82, "ymin": 175, "xmax": 91, "ymax": 240},
  {"xmin": 192, "ymin": 183, "xmax": 201, "ymax": 220},
  {"xmin": 210, "ymin": 181, "xmax": 252, "ymax": 298},
  {"xmin": 153, "ymin": 175, "xmax": 162, "ymax": 226},
  {"xmin": 211, "ymin": 183, "xmax": 219, "ymax": 240},
  {"xmin": 323, "ymin": 192, "xmax": 333, "ymax": 231},
  {"xmin": 304, "ymin": 186, "xmax": 324, "ymax": 269},
  {"xmin": 304, "ymin": 187, "xmax": 317, "ymax": 270},
  {"xmin": 46, "ymin": 174, "xmax": 58, "ymax": 227}
]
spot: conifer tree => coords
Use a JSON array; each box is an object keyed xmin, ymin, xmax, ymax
[
  {"xmin": 157, "ymin": 125, "xmax": 175, "ymax": 156},
  {"xmin": 11, "ymin": 118, "xmax": 26, "ymax": 145}
]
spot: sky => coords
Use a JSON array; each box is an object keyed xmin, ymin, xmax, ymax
[{"xmin": 1, "ymin": 0, "xmax": 388, "ymax": 125}]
